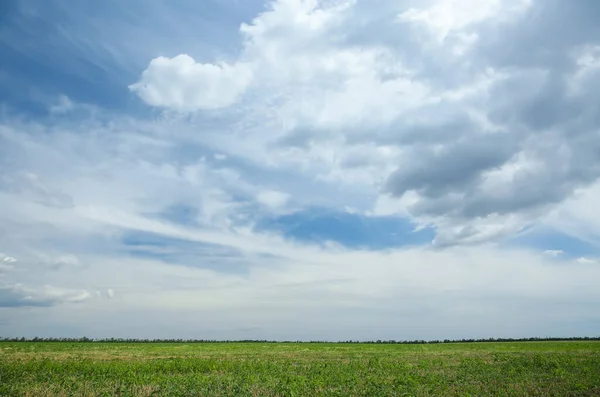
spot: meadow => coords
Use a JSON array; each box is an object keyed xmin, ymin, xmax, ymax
[{"xmin": 1, "ymin": 340, "xmax": 599, "ymax": 396}]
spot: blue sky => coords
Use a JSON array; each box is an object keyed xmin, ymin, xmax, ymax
[{"xmin": 1, "ymin": 0, "xmax": 600, "ymax": 341}]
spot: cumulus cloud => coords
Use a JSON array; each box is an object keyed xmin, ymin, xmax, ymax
[
  {"xmin": 398, "ymin": 0, "xmax": 509, "ymax": 42},
  {"xmin": 129, "ymin": 54, "xmax": 253, "ymax": 111},
  {"xmin": 130, "ymin": 0, "xmax": 600, "ymax": 245}
]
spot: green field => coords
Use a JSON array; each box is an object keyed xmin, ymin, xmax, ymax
[{"xmin": 1, "ymin": 341, "xmax": 600, "ymax": 396}]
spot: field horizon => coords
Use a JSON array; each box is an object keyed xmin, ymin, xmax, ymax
[
  {"xmin": 2, "ymin": 339, "xmax": 600, "ymax": 396},
  {"xmin": 2, "ymin": 335, "xmax": 600, "ymax": 344}
]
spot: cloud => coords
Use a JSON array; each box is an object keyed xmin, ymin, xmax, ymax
[
  {"xmin": 577, "ymin": 257, "xmax": 598, "ymax": 265},
  {"xmin": 49, "ymin": 95, "xmax": 75, "ymax": 114},
  {"xmin": 256, "ymin": 190, "xmax": 290, "ymax": 210},
  {"xmin": 1, "ymin": 253, "xmax": 17, "ymax": 264},
  {"xmin": 381, "ymin": 1, "xmax": 600, "ymax": 243},
  {"xmin": 0, "ymin": 254, "xmax": 16, "ymax": 273},
  {"xmin": 543, "ymin": 250, "xmax": 564, "ymax": 258},
  {"xmin": 1, "ymin": 0, "xmax": 600, "ymax": 340},
  {"xmin": 0, "ymin": 170, "xmax": 74, "ymax": 209},
  {"xmin": 128, "ymin": 0, "xmax": 600, "ymax": 245},
  {"xmin": 133, "ymin": 0, "xmax": 430, "ymax": 124},
  {"xmin": 398, "ymin": 0, "xmax": 519, "ymax": 42},
  {"xmin": 3, "ymin": 243, "xmax": 600, "ymax": 339},
  {"xmin": 48, "ymin": 254, "xmax": 81, "ymax": 270},
  {"xmin": 0, "ymin": 284, "xmax": 92, "ymax": 308},
  {"xmin": 129, "ymin": 55, "xmax": 253, "ymax": 111}
]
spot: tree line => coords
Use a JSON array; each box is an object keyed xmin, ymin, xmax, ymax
[{"xmin": 1, "ymin": 336, "xmax": 599, "ymax": 344}]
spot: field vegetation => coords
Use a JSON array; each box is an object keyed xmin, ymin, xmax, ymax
[{"xmin": 1, "ymin": 339, "xmax": 599, "ymax": 396}]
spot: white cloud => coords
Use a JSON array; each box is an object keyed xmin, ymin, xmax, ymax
[
  {"xmin": 398, "ymin": 0, "xmax": 532, "ymax": 44},
  {"xmin": 399, "ymin": 0, "xmax": 501, "ymax": 41},
  {"xmin": 133, "ymin": 0, "xmax": 429, "ymax": 127},
  {"xmin": 0, "ymin": 256, "xmax": 15, "ymax": 273},
  {"xmin": 577, "ymin": 257, "xmax": 598, "ymax": 265},
  {"xmin": 543, "ymin": 250, "xmax": 564, "ymax": 257},
  {"xmin": 49, "ymin": 95, "xmax": 74, "ymax": 114},
  {"xmin": 129, "ymin": 54, "xmax": 253, "ymax": 111},
  {"xmin": 257, "ymin": 190, "xmax": 290, "ymax": 210},
  {"xmin": 1, "ymin": 253, "xmax": 17, "ymax": 264},
  {"xmin": 398, "ymin": 0, "xmax": 531, "ymax": 42}
]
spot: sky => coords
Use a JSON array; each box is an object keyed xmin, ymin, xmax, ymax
[{"xmin": 0, "ymin": 0, "xmax": 599, "ymax": 341}]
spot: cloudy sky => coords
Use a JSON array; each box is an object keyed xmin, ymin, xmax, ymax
[{"xmin": 0, "ymin": 0, "xmax": 599, "ymax": 341}]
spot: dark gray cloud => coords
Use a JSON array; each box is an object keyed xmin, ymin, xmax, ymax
[
  {"xmin": 475, "ymin": 0, "xmax": 600, "ymax": 70},
  {"xmin": 380, "ymin": 0, "xmax": 600, "ymax": 241},
  {"xmin": 386, "ymin": 132, "xmax": 518, "ymax": 200}
]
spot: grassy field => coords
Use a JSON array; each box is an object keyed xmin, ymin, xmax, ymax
[{"xmin": 1, "ymin": 341, "xmax": 599, "ymax": 396}]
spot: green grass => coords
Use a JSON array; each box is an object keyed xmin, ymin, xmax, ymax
[{"xmin": 1, "ymin": 341, "xmax": 599, "ymax": 396}]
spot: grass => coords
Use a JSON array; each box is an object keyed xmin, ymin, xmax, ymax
[{"xmin": 1, "ymin": 341, "xmax": 599, "ymax": 396}]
